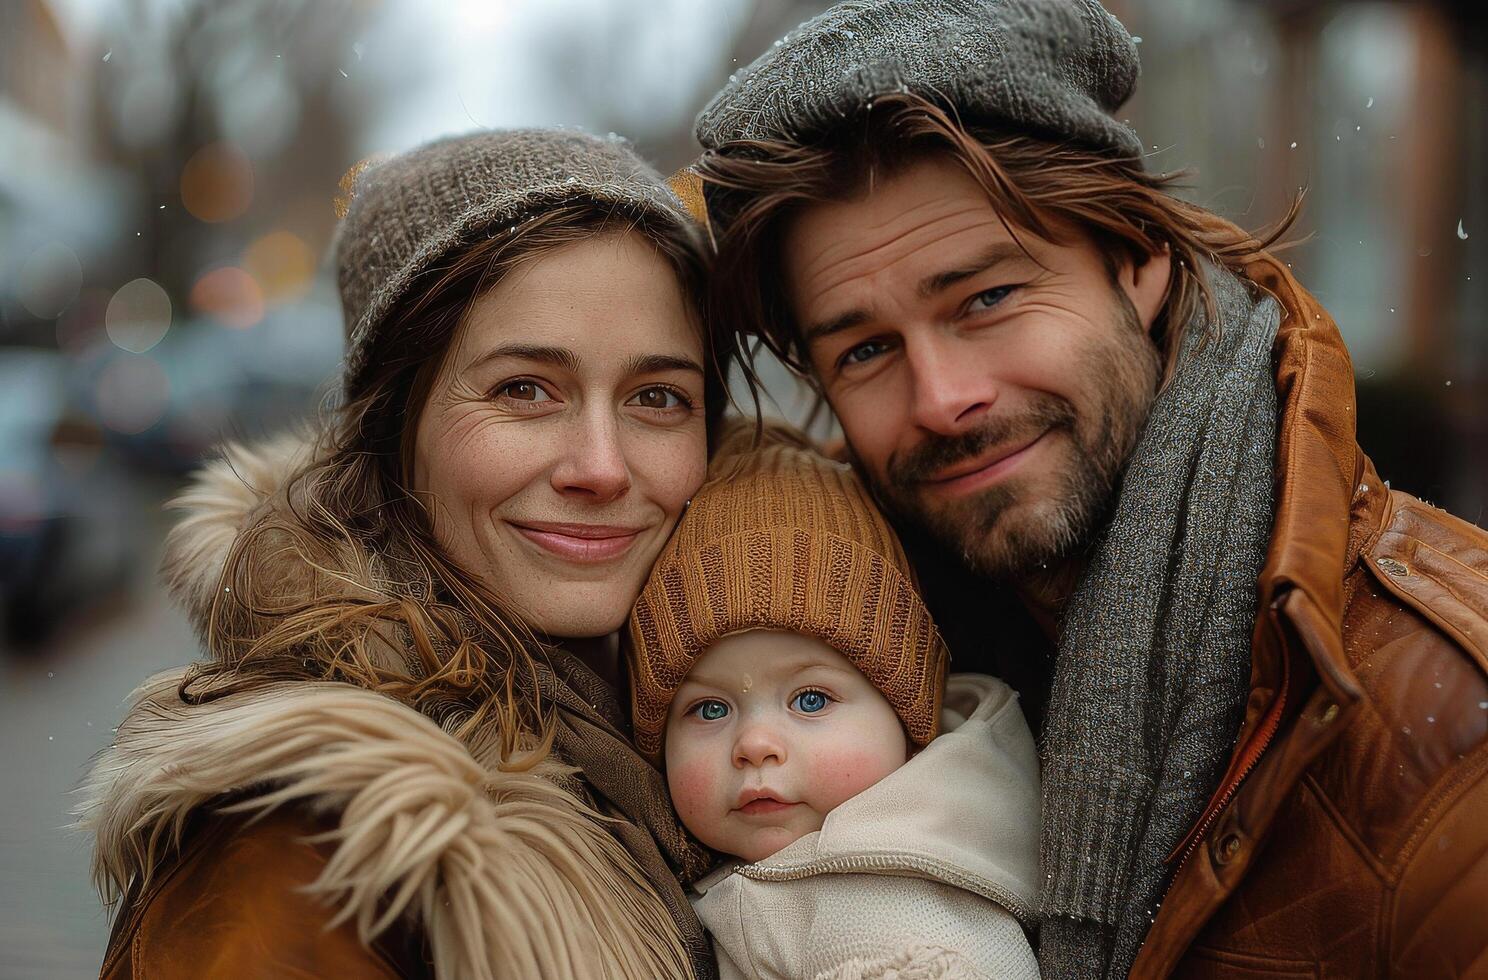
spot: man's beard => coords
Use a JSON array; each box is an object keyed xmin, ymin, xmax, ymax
[{"xmin": 871, "ymin": 301, "xmax": 1160, "ymax": 580}]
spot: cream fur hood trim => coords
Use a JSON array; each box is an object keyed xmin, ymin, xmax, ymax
[
  {"xmin": 159, "ymin": 430, "xmax": 319, "ymax": 633},
  {"xmin": 79, "ymin": 673, "xmax": 692, "ymax": 979},
  {"xmin": 81, "ymin": 434, "xmax": 693, "ymax": 978}
]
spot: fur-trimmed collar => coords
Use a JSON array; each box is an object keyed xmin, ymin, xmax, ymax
[
  {"xmin": 158, "ymin": 431, "xmax": 318, "ymax": 638},
  {"xmin": 78, "ymin": 436, "xmax": 694, "ymax": 978}
]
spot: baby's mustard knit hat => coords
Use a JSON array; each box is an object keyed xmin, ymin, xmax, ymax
[{"xmin": 627, "ymin": 422, "xmax": 949, "ymax": 764}]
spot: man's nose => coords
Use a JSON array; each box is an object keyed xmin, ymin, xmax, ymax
[
  {"xmin": 904, "ymin": 331, "xmax": 997, "ymax": 435},
  {"xmin": 732, "ymin": 721, "xmax": 786, "ymax": 769},
  {"xmin": 550, "ymin": 408, "xmax": 631, "ymax": 503}
]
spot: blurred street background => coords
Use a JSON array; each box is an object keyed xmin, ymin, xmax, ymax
[{"xmin": 1, "ymin": 0, "xmax": 1485, "ymax": 975}]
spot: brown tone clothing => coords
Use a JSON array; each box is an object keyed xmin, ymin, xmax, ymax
[
  {"xmin": 1123, "ymin": 241, "xmax": 1488, "ymax": 978},
  {"xmin": 100, "ymin": 812, "xmax": 417, "ymax": 980},
  {"xmin": 83, "ymin": 434, "xmax": 715, "ymax": 980},
  {"xmin": 627, "ymin": 421, "xmax": 949, "ymax": 762},
  {"xmin": 918, "ymin": 230, "xmax": 1487, "ymax": 978},
  {"xmin": 96, "ymin": 667, "xmax": 713, "ymax": 980}
]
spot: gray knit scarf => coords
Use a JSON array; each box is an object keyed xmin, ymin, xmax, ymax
[{"xmin": 1037, "ymin": 264, "xmax": 1281, "ymax": 979}]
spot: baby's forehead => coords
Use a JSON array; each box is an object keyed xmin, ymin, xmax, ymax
[{"xmin": 680, "ymin": 629, "xmax": 861, "ymax": 688}]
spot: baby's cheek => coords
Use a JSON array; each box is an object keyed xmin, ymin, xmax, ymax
[
  {"xmin": 810, "ymin": 744, "xmax": 903, "ymax": 811},
  {"xmin": 666, "ymin": 755, "xmax": 724, "ymax": 838}
]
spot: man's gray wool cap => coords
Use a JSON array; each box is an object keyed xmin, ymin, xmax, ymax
[
  {"xmin": 695, "ymin": 0, "xmax": 1142, "ymax": 159},
  {"xmin": 335, "ymin": 128, "xmax": 699, "ymax": 397}
]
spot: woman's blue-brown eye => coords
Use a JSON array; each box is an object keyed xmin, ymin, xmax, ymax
[
  {"xmin": 792, "ymin": 690, "xmax": 829, "ymax": 714},
  {"xmin": 496, "ymin": 380, "xmax": 550, "ymax": 402},
  {"xmin": 629, "ymin": 386, "xmax": 689, "ymax": 410},
  {"xmin": 695, "ymin": 699, "xmax": 729, "ymax": 721}
]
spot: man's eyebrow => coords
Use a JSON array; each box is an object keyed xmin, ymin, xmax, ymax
[
  {"xmin": 802, "ymin": 242, "xmax": 1031, "ymax": 346},
  {"xmin": 622, "ymin": 353, "xmax": 705, "ymax": 377},
  {"xmin": 917, "ymin": 241, "xmax": 1030, "ymax": 298},
  {"xmin": 803, "ymin": 309, "xmax": 872, "ymax": 346},
  {"xmin": 466, "ymin": 343, "xmax": 580, "ymax": 374}
]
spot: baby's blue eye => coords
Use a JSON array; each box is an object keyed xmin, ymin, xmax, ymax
[
  {"xmin": 792, "ymin": 690, "xmax": 829, "ymax": 714},
  {"xmin": 695, "ymin": 700, "xmax": 729, "ymax": 721}
]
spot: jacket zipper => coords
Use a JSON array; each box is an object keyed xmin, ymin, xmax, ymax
[{"xmin": 1165, "ymin": 601, "xmax": 1293, "ymax": 870}]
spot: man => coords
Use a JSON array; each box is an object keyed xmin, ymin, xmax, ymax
[{"xmin": 688, "ymin": 1, "xmax": 1488, "ymax": 977}]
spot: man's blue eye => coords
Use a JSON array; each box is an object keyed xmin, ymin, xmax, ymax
[
  {"xmin": 842, "ymin": 340, "xmax": 887, "ymax": 366},
  {"xmin": 970, "ymin": 285, "xmax": 1014, "ymax": 310},
  {"xmin": 695, "ymin": 700, "xmax": 729, "ymax": 721},
  {"xmin": 792, "ymin": 690, "xmax": 829, "ymax": 714}
]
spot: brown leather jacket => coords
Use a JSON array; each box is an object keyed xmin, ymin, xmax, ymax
[{"xmin": 1129, "ymin": 251, "xmax": 1488, "ymax": 977}]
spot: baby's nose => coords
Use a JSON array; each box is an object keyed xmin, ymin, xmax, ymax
[{"xmin": 732, "ymin": 722, "xmax": 786, "ymax": 768}]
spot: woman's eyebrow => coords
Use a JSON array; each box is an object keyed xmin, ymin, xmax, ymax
[
  {"xmin": 466, "ymin": 343, "xmax": 581, "ymax": 373},
  {"xmin": 623, "ymin": 353, "xmax": 704, "ymax": 377}
]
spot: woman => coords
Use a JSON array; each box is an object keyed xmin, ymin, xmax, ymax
[{"xmin": 80, "ymin": 130, "xmax": 724, "ymax": 979}]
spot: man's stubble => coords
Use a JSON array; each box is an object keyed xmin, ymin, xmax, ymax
[{"xmin": 870, "ymin": 291, "xmax": 1161, "ymax": 581}]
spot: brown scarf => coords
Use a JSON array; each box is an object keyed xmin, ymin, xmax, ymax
[{"xmin": 540, "ymin": 648, "xmax": 719, "ymax": 980}]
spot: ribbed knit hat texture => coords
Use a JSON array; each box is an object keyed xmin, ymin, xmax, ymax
[
  {"xmin": 695, "ymin": 0, "xmax": 1141, "ymax": 159},
  {"xmin": 627, "ymin": 423, "xmax": 949, "ymax": 763},
  {"xmin": 334, "ymin": 128, "xmax": 700, "ymax": 398}
]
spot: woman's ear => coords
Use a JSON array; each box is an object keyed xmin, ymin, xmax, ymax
[{"xmin": 1116, "ymin": 246, "xmax": 1174, "ymax": 336}]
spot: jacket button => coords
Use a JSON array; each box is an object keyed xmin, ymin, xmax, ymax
[
  {"xmin": 1216, "ymin": 833, "xmax": 1243, "ymax": 865},
  {"xmin": 1376, "ymin": 556, "xmax": 1409, "ymax": 577}
]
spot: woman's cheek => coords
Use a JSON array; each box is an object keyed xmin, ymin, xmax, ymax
[{"xmin": 633, "ymin": 429, "xmax": 707, "ymax": 518}]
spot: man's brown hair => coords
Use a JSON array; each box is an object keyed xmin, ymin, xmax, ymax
[{"xmin": 695, "ymin": 91, "xmax": 1299, "ymax": 388}]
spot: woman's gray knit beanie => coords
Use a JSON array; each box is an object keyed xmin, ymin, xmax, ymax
[
  {"xmin": 695, "ymin": 0, "xmax": 1142, "ymax": 158},
  {"xmin": 334, "ymin": 128, "xmax": 700, "ymax": 398}
]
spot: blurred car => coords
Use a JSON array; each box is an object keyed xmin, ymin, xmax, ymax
[
  {"xmin": 62, "ymin": 292, "xmax": 345, "ymax": 475},
  {"xmin": 0, "ymin": 348, "xmax": 132, "ymax": 650}
]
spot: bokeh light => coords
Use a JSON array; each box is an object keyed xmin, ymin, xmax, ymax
[
  {"xmin": 189, "ymin": 266, "xmax": 265, "ymax": 329},
  {"xmin": 112, "ymin": 67, "xmax": 181, "ymax": 151},
  {"xmin": 55, "ymin": 288, "xmax": 111, "ymax": 354},
  {"xmin": 15, "ymin": 242, "xmax": 83, "ymax": 319},
  {"xmin": 243, "ymin": 231, "xmax": 315, "ymax": 303},
  {"xmin": 94, "ymin": 356, "xmax": 170, "ymax": 435},
  {"xmin": 104, "ymin": 278, "xmax": 172, "ymax": 353},
  {"xmin": 217, "ymin": 69, "xmax": 300, "ymax": 157},
  {"xmin": 180, "ymin": 142, "xmax": 254, "ymax": 223}
]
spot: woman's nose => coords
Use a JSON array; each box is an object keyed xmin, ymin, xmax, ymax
[
  {"xmin": 551, "ymin": 411, "xmax": 631, "ymax": 503},
  {"xmin": 732, "ymin": 722, "xmax": 786, "ymax": 769}
]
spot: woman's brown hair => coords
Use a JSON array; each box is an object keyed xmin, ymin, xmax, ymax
[
  {"xmin": 180, "ymin": 201, "xmax": 717, "ymax": 762},
  {"xmin": 696, "ymin": 91, "xmax": 1301, "ymax": 390}
]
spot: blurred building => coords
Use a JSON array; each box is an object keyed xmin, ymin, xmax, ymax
[{"xmin": 1112, "ymin": 0, "xmax": 1486, "ymax": 521}]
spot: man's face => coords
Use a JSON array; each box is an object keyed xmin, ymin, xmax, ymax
[{"xmin": 782, "ymin": 154, "xmax": 1168, "ymax": 579}]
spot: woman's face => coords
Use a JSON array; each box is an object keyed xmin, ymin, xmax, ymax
[{"xmin": 413, "ymin": 231, "xmax": 707, "ymax": 639}]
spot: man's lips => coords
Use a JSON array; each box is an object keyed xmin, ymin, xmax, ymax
[
  {"xmin": 921, "ymin": 430, "xmax": 1048, "ymax": 496},
  {"xmin": 508, "ymin": 520, "xmax": 644, "ymax": 562}
]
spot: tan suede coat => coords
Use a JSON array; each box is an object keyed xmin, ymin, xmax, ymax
[{"xmin": 80, "ymin": 435, "xmax": 713, "ymax": 980}]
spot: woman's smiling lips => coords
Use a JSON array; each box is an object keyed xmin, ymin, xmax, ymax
[
  {"xmin": 923, "ymin": 429, "xmax": 1049, "ymax": 498},
  {"xmin": 508, "ymin": 520, "xmax": 644, "ymax": 562}
]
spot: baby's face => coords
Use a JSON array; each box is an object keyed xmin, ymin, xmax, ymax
[{"xmin": 663, "ymin": 629, "xmax": 909, "ymax": 863}]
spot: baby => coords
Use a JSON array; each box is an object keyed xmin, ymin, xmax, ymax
[{"xmin": 627, "ymin": 425, "xmax": 1042, "ymax": 980}]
